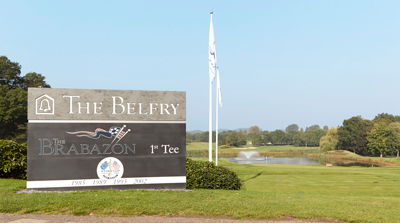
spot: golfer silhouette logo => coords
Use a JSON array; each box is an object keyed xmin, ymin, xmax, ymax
[{"xmin": 35, "ymin": 94, "xmax": 54, "ymax": 115}]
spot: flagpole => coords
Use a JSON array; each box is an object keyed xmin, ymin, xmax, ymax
[
  {"xmin": 216, "ymin": 67, "xmax": 219, "ymax": 166},
  {"xmin": 208, "ymin": 11, "xmax": 214, "ymax": 162},
  {"xmin": 209, "ymin": 77, "xmax": 213, "ymax": 162}
]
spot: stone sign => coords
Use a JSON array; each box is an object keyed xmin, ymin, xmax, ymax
[{"xmin": 27, "ymin": 88, "xmax": 186, "ymax": 190}]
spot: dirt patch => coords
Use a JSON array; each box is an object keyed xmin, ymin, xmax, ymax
[
  {"xmin": 0, "ymin": 213, "xmax": 345, "ymax": 223},
  {"xmin": 328, "ymin": 151, "xmax": 348, "ymax": 155}
]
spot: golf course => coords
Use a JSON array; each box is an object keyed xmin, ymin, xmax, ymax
[{"xmin": 1, "ymin": 143, "xmax": 399, "ymax": 223}]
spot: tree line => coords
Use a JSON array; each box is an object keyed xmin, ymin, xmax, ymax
[
  {"xmin": 4, "ymin": 55, "xmax": 398, "ymax": 157},
  {"xmin": 187, "ymin": 124, "xmax": 329, "ymax": 147},
  {"xmin": 320, "ymin": 113, "xmax": 400, "ymax": 157},
  {"xmin": 0, "ymin": 56, "xmax": 51, "ymax": 143}
]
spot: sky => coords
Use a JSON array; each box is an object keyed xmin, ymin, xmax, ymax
[{"xmin": 1, "ymin": 1, "xmax": 400, "ymax": 132}]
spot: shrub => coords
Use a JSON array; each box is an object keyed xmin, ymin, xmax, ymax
[
  {"xmin": 0, "ymin": 140, "xmax": 27, "ymax": 179},
  {"xmin": 186, "ymin": 158, "xmax": 241, "ymax": 190}
]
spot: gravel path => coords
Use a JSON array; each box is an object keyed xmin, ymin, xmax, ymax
[{"xmin": 0, "ymin": 213, "xmax": 343, "ymax": 223}]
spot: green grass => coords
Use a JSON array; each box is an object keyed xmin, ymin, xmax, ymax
[
  {"xmin": 368, "ymin": 156, "xmax": 400, "ymax": 164},
  {"xmin": 1, "ymin": 160, "xmax": 400, "ymax": 222}
]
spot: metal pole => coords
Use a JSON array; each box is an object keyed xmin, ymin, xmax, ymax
[
  {"xmin": 209, "ymin": 80, "xmax": 212, "ymax": 162},
  {"xmin": 216, "ymin": 67, "xmax": 219, "ymax": 166}
]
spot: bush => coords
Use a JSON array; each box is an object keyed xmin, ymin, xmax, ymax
[
  {"xmin": 0, "ymin": 140, "xmax": 27, "ymax": 179},
  {"xmin": 186, "ymin": 158, "xmax": 241, "ymax": 190}
]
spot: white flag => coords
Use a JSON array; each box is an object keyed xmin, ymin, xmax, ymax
[
  {"xmin": 209, "ymin": 13, "xmax": 217, "ymax": 82},
  {"xmin": 217, "ymin": 68, "xmax": 222, "ymax": 107}
]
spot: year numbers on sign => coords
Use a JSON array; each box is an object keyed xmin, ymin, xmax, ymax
[
  {"xmin": 93, "ymin": 180, "xmax": 107, "ymax": 185},
  {"xmin": 134, "ymin": 178, "xmax": 147, "ymax": 184},
  {"xmin": 72, "ymin": 180, "xmax": 85, "ymax": 186},
  {"xmin": 114, "ymin": 179, "xmax": 128, "ymax": 184}
]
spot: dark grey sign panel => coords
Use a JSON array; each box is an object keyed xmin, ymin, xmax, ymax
[
  {"xmin": 27, "ymin": 123, "xmax": 186, "ymax": 190},
  {"xmin": 27, "ymin": 89, "xmax": 186, "ymax": 190}
]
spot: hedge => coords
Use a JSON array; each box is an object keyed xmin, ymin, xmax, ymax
[
  {"xmin": 0, "ymin": 140, "xmax": 27, "ymax": 179},
  {"xmin": 186, "ymin": 158, "xmax": 242, "ymax": 190}
]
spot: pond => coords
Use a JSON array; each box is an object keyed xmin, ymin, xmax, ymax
[
  {"xmin": 223, "ymin": 157, "xmax": 319, "ymax": 165},
  {"xmin": 221, "ymin": 152, "xmax": 379, "ymax": 167}
]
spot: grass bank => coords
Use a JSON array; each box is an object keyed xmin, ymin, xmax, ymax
[
  {"xmin": 1, "ymin": 160, "xmax": 400, "ymax": 222},
  {"xmin": 308, "ymin": 150, "xmax": 400, "ymax": 167}
]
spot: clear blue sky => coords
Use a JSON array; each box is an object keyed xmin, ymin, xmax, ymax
[{"xmin": 2, "ymin": 1, "xmax": 400, "ymax": 131}]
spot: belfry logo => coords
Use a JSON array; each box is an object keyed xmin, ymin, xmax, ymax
[{"xmin": 35, "ymin": 94, "xmax": 55, "ymax": 115}]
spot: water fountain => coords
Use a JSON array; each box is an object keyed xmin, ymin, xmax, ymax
[{"xmin": 235, "ymin": 151, "xmax": 266, "ymax": 161}]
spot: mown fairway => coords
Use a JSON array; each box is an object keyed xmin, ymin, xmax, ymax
[{"xmin": 1, "ymin": 159, "xmax": 400, "ymax": 223}]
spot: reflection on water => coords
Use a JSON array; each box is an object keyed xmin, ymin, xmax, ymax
[{"xmin": 223, "ymin": 156, "xmax": 379, "ymax": 167}]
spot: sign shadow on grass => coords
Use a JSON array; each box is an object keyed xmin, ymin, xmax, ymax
[{"xmin": 243, "ymin": 171, "xmax": 264, "ymax": 182}]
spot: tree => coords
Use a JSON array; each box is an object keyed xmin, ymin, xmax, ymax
[
  {"xmin": 309, "ymin": 129, "xmax": 327, "ymax": 146},
  {"xmin": 323, "ymin": 125, "xmax": 329, "ymax": 131},
  {"xmin": 374, "ymin": 113, "xmax": 400, "ymax": 123},
  {"xmin": 320, "ymin": 127, "xmax": 338, "ymax": 151},
  {"xmin": 0, "ymin": 56, "xmax": 24, "ymax": 89},
  {"xmin": 367, "ymin": 122, "xmax": 391, "ymax": 157},
  {"xmin": 237, "ymin": 131, "xmax": 247, "ymax": 145},
  {"xmin": 388, "ymin": 122, "xmax": 400, "ymax": 157},
  {"xmin": 0, "ymin": 85, "xmax": 27, "ymax": 139},
  {"xmin": 292, "ymin": 133, "xmax": 303, "ymax": 147},
  {"xmin": 269, "ymin": 130, "xmax": 285, "ymax": 144},
  {"xmin": 218, "ymin": 131, "xmax": 230, "ymax": 144},
  {"xmin": 306, "ymin": 125, "xmax": 320, "ymax": 132},
  {"xmin": 247, "ymin": 132, "xmax": 254, "ymax": 141},
  {"xmin": 251, "ymin": 133, "xmax": 261, "ymax": 146},
  {"xmin": 198, "ymin": 132, "xmax": 208, "ymax": 142},
  {"xmin": 301, "ymin": 132, "xmax": 312, "ymax": 147},
  {"xmin": 261, "ymin": 131, "xmax": 272, "ymax": 145},
  {"xmin": 248, "ymin": 125, "xmax": 260, "ymax": 134},
  {"xmin": 285, "ymin": 124, "xmax": 299, "ymax": 133},
  {"xmin": 186, "ymin": 132, "xmax": 201, "ymax": 141},
  {"xmin": 284, "ymin": 131, "xmax": 295, "ymax": 145},
  {"xmin": 0, "ymin": 57, "xmax": 25, "ymax": 140},
  {"xmin": 337, "ymin": 116, "xmax": 373, "ymax": 155},
  {"xmin": 0, "ymin": 56, "xmax": 51, "ymax": 141},
  {"xmin": 24, "ymin": 72, "xmax": 51, "ymax": 88},
  {"xmin": 226, "ymin": 131, "xmax": 241, "ymax": 147},
  {"xmin": 198, "ymin": 131, "xmax": 216, "ymax": 142},
  {"xmin": 239, "ymin": 129, "xmax": 247, "ymax": 137}
]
